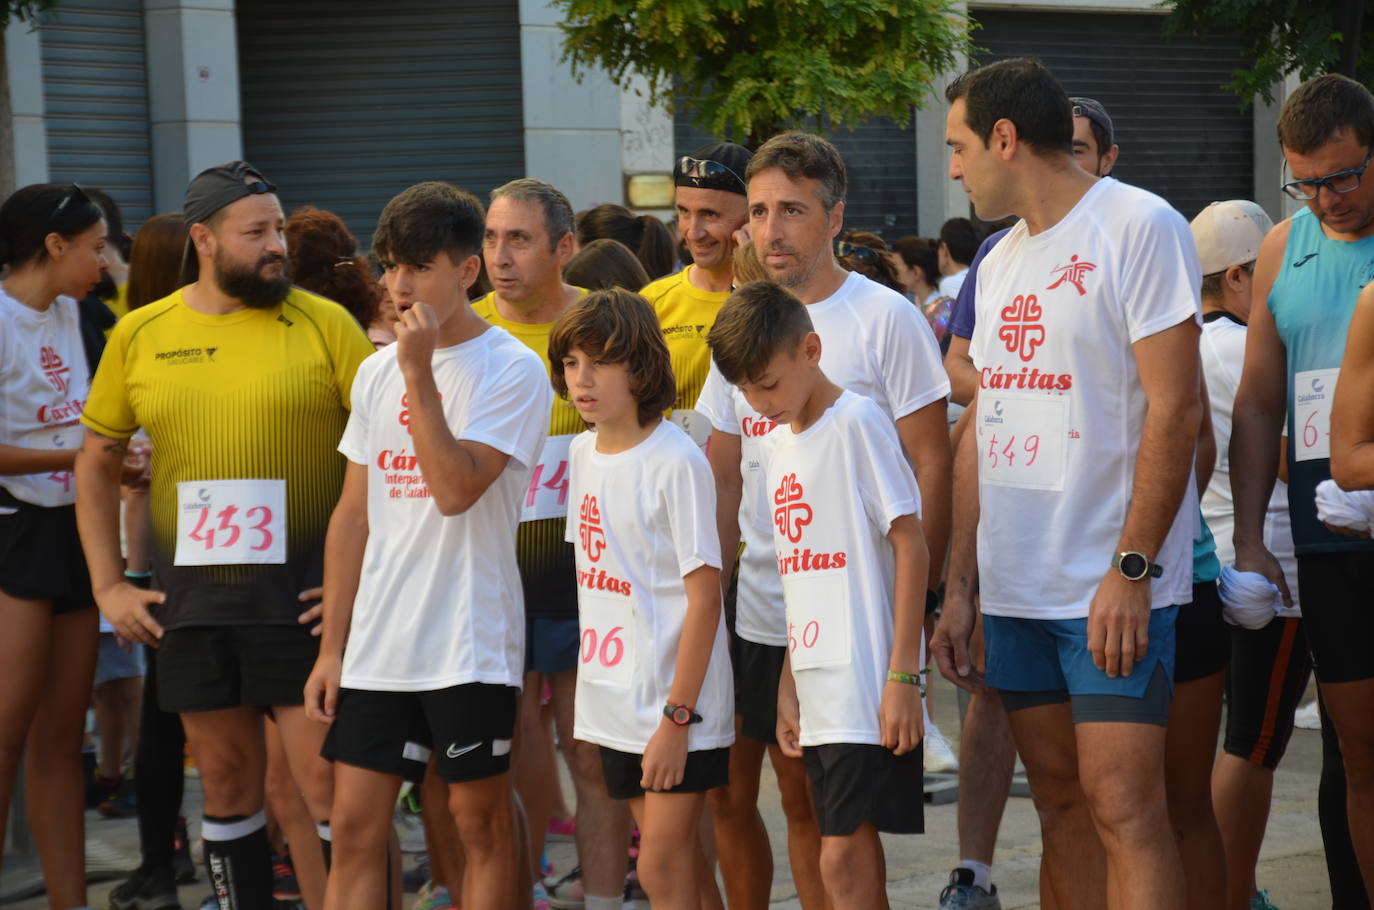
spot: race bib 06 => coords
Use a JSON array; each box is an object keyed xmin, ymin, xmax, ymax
[
  {"xmin": 175, "ymin": 479, "xmax": 286, "ymax": 566},
  {"xmin": 1294, "ymin": 368, "xmax": 1338, "ymax": 463},
  {"xmin": 977, "ymin": 391, "xmax": 1068, "ymax": 492},
  {"xmin": 523, "ymin": 434, "xmax": 573, "ymax": 522},
  {"xmin": 578, "ymin": 593, "xmax": 636, "ymax": 688},
  {"xmin": 781, "ymin": 570, "xmax": 851, "ymax": 671}
]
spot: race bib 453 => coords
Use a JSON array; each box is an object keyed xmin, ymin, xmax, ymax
[{"xmin": 175, "ymin": 479, "xmax": 286, "ymax": 566}]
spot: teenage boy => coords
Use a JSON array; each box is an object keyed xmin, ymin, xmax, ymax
[
  {"xmin": 304, "ymin": 181, "xmax": 552, "ymax": 910},
  {"xmin": 707, "ymin": 280, "xmax": 929, "ymax": 910},
  {"xmin": 549, "ymin": 288, "xmax": 735, "ymax": 910}
]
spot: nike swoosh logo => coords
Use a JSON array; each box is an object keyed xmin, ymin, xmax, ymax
[
  {"xmin": 1292, "ymin": 253, "xmax": 1319, "ymax": 267},
  {"xmin": 446, "ymin": 742, "xmax": 481, "ymax": 759}
]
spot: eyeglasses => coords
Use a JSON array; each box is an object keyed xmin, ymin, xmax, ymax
[
  {"xmin": 1281, "ymin": 151, "xmax": 1372, "ymax": 201},
  {"xmin": 50, "ymin": 183, "xmax": 91, "ymax": 222},
  {"xmin": 835, "ymin": 240, "xmax": 881, "ymax": 264},
  {"xmin": 675, "ymin": 156, "xmax": 747, "ymax": 193}
]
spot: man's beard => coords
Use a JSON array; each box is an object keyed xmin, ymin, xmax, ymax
[{"xmin": 213, "ymin": 248, "xmax": 292, "ymax": 309}]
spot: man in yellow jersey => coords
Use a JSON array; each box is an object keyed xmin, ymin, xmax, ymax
[
  {"xmin": 475, "ymin": 179, "xmax": 630, "ymax": 910},
  {"xmin": 641, "ymin": 142, "xmax": 753, "ymax": 446},
  {"xmin": 73, "ymin": 161, "xmax": 375, "ymax": 909}
]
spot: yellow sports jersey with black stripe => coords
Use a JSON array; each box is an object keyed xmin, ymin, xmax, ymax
[
  {"xmin": 472, "ymin": 290, "xmax": 584, "ymax": 621},
  {"xmin": 640, "ymin": 266, "xmax": 727, "ymax": 410},
  {"xmin": 82, "ymin": 287, "xmax": 374, "ymax": 629}
]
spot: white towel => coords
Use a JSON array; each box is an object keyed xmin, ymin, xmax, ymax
[
  {"xmin": 1314, "ymin": 479, "xmax": 1374, "ymax": 534},
  {"xmin": 1217, "ymin": 565, "xmax": 1281, "ymax": 630}
]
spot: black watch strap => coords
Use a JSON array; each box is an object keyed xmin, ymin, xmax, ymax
[{"xmin": 663, "ymin": 703, "xmax": 702, "ymax": 726}]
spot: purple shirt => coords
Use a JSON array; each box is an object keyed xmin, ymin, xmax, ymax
[{"xmin": 947, "ymin": 227, "xmax": 1010, "ymax": 340}]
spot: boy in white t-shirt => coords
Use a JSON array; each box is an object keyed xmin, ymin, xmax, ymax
[
  {"xmin": 547, "ymin": 288, "xmax": 733, "ymax": 909},
  {"xmin": 303, "ymin": 182, "xmax": 552, "ymax": 910},
  {"xmin": 707, "ymin": 281, "xmax": 929, "ymax": 908}
]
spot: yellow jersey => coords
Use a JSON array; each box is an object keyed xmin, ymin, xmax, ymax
[
  {"xmin": 472, "ymin": 290, "xmax": 585, "ymax": 621},
  {"xmin": 640, "ymin": 266, "xmax": 728, "ymax": 411},
  {"xmin": 82, "ymin": 287, "xmax": 374, "ymax": 628}
]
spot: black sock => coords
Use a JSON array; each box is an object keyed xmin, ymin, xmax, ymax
[
  {"xmin": 316, "ymin": 821, "xmax": 332, "ymax": 871},
  {"xmin": 202, "ymin": 811, "xmax": 272, "ymax": 909},
  {"xmin": 134, "ymin": 650, "xmax": 187, "ymax": 870}
]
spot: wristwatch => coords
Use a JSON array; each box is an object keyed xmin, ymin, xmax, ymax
[
  {"xmin": 1112, "ymin": 551, "xmax": 1163, "ymax": 581},
  {"xmin": 663, "ymin": 703, "xmax": 702, "ymax": 726}
]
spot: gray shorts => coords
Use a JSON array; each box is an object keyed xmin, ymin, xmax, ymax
[{"xmin": 95, "ymin": 632, "xmax": 145, "ymax": 687}]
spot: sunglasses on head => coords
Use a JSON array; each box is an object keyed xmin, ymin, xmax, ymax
[
  {"xmin": 50, "ymin": 183, "xmax": 92, "ymax": 223},
  {"xmin": 835, "ymin": 240, "xmax": 881, "ymax": 264},
  {"xmin": 675, "ymin": 156, "xmax": 747, "ymax": 193}
]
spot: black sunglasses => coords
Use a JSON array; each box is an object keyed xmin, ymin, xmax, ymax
[
  {"xmin": 675, "ymin": 156, "xmax": 747, "ymax": 193},
  {"xmin": 835, "ymin": 240, "xmax": 881, "ymax": 264},
  {"xmin": 50, "ymin": 183, "xmax": 92, "ymax": 222}
]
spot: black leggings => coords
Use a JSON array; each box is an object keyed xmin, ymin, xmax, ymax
[
  {"xmin": 1318, "ymin": 686, "xmax": 1371, "ymax": 910},
  {"xmin": 134, "ymin": 649, "xmax": 187, "ymax": 869},
  {"xmin": 1223, "ymin": 618, "xmax": 1311, "ymax": 770}
]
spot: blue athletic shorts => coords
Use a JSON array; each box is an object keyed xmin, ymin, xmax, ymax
[
  {"xmin": 524, "ymin": 616, "xmax": 579, "ymax": 675},
  {"xmin": 984, "ymin": 606, "xmax": 1179, "ymax": 725}
]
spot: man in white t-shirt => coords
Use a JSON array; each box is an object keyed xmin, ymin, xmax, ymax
[
  {"xmin": 936, "ymin": 217, "xmax": 979, "ymax": 301},
  {"xmin": 932, "ymin": 58, "xmax": 1202, "ymax": 908},
  {"xmin": 697, "ymin": 130, "xmax": 950, "ymax": 909},
  {"xmin": 304, "ymin": 182, "xmax": 552, "ymax": 909}
]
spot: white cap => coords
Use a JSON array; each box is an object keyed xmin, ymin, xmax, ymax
[{"xmin": 1190, "ymin": 200, "xmax": 1274, "ymax": 275}]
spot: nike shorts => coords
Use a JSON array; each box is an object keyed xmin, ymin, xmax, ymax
[{"xmin": 322, "ymin": 683, "xmax": 518, "ymax": 784}]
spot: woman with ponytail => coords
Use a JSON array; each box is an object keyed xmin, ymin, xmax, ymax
[{"xmin": 575, "ymin": 203, "xmax": 675, "ymax": 281}]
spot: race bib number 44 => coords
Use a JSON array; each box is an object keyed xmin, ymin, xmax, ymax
[
  {"xmin": 578, "ymin": 594, "xmax": 636, "ymax": 687},
  {"xmin": 175, "ymin": 479, "xmax": 286, "ymax": 566},
  {"xmin": 977, "ymin": 392, "xmax": 1068, "ymax": 492},
  {"xmin": 1294, "ymin": 368, "xmax": 1339, "ymax": 462},
  {"xmin": 781, "ymin": 570, "xmax": 851, "ymax": 671},
  {"xmin": 523, "ymin": 435, "xmax": 573, "ymax": 522}
]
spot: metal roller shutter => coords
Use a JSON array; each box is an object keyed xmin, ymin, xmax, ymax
[
  {"xmin": 237, "ymin": 0, "xmax": 523, "ymax": 248},
  {"xmin": 675, "ymin": 114, "xmax": 919, "ymax": 237},
  {"xmin": 973, "ymin": 8, "xmax": 1253, "ymax": 220},
  {"xmin": 40, "ymin": 0, "xmax": 154, "ymax": 229}
]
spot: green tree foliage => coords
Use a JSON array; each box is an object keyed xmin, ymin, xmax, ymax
[
  {"xmin": 553, "ymin": 0, "xmax": 969, "ymax": 146},
  {"xmin": 2, "ymin": 0, "xmax": 56, "ymax": 29},
  {"xmin": 1164, "ymin": 0, "xmax": 1371, "ymax": 105}
]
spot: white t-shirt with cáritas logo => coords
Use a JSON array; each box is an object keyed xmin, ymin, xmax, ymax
[
  {"xmin": 970, "ymin": 177, "xmax": 1200, "ymax": 619},
  {"xmin": 0, "ymin": 289, "xmax": 89, "ymax": 509},
  {"xmin": 337, "ymin": 327, "xmax": 551, "ymax": 691},
  {"xmin": 564, "ymin": 420, "xmax": 733, "ymax": 754},
  {"xmin": 697, "ymin": 270, "xmax": 949, "ymax": 647},
  {"xmin": 758, "ymin": 391, "xmax": 921, "ymax": 747}
]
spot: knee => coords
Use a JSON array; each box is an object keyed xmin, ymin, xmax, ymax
[
  {"xmin": 708, "ymin": 779, "xmax": 755, "ymax": 821},
  {"xmin": 1025, "ymin": 765, "xmax": 1082, "ymax": 824},
  {"xmin": 818, "ymin": 838, "xmax": 862, "ymax": 891},
  {"xmin": 1336, "ymin": 734, "xmax": 1374, "ymax": 788},
  {"xmin": 565, "ymin": 738, "xmax": 604, "ymax": 788},
  {"xmin": 1081, "ymin": 773, "xmax": 1162, "ymax": 837},
  {"xmin": 198, "ymin": 759, "xmax": 262, "ymax": 814},
  {"xmin": 776, "ymin": 767, "xmax": 815, "ymax": 824},
  {"xmin": 451, "ymin": 794, "xmax": 512, "ymax": 858},
  {"xmin": 634, "ymin": 841, "xmax": 684, "ymax": 897}
]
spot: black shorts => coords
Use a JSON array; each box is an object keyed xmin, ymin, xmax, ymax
[
  {"xmin": 323, "ymin": 684, "xmax": 517, "ymax": 784},
  {"xmin": 1297, "ymin": 552, "xmax": 1374, "ymax": 683},
  {"xmin": 598, "ymin": 746, "xmax": 730, "ymax": 800},
  {"xmin": 802, "ymin": 743, "xmax": 924, "ymax": 837},
  {"xmin": 730, "ymin": 634, "xmax": 785, "ymax": 744},
  {"xmin": 1175, "ymin": 580, "xmax": 1230, "ymax": 683},
  {"xmin": 1223, "ymin": 617, "xmax": 1312, "ymax": 770},
  {"xmin": 157, "ymin": 624, "xmax": 318, "ymax": 713},
  {"xmin": 0, "ymin": 495, "xmax": 94, "ymax": 614}
]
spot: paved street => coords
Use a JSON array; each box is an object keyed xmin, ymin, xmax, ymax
[{"xmin": 4, "ymin": 674, "xmax": 1336, "ymax": 908}]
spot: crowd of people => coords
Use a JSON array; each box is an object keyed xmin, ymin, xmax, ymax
[{"xmin": 0, "ymin": 55, "xmax": 1373, "ymax": 910}]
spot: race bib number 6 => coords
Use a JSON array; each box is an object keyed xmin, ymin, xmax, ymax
[
  {"xmin": 976, "ymin": 391, "xmax": 1068, "ymax": 492},
  {"xmin": 175, "ymin": 479, "xmax": 287, "ymax": 567},
  {"xmin": 1294, "ymin": 368, "xmax": 1338, "ymax": 462},
  {"xmin": 578, "ymin": 593, "xmax": 636, "ymax": 687},
  {"xmin": 781, "ymin": 570, "xmax": 851, "ymax": 671}
]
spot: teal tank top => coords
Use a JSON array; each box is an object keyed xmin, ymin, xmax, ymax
[
  {"xmin": 1268, "ymin": 208, "xmax": 1374, "ymax": 555},
  {"xmin": 1192, "ymin": 511, "xmax": 1220, "ymax": 584}
]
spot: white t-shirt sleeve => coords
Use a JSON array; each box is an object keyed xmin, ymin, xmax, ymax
[
  {"xmin": 1118, "ymin": 205, "xmax": 1203, "ymax": 343},
  {"xmin": 851, "ymin": 400, "xmax": 922, "ymax": 534},
  {"xmin": 337, "ymin": 356, "xmax": 375, "ymax": 465},
  {"xmin": 659, "ymin": 446, "xmax": 723, "ymax": 576},
  {"xmin": 875, "ymin": 297, "xmax": 951, "ymax": 419},
  {"xmin": 695, "ymin": 363, "xmax": 738, "ymax": 435},
  {"xmin": 463, "ymin": 355, "xmax": 553, "ymax": 470}
]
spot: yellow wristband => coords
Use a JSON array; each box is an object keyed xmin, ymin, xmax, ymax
[{"xmin": 886, "ymin": 670, "xmax": 921, "ymax": 685}]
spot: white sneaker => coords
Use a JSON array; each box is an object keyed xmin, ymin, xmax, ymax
[
  {"xmin": 925, "ymin": 721, "xmax": 959, "ymax": 772},
  {"xmin": 1293, "ymin": 700, "xmax": 1321, "ymax": 730}
]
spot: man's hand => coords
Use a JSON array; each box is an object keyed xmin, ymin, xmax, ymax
[
  {"xmin": 1233, "ymin": 540, "xmax": 1294, "ymax": 607},
  {"xmin": 96, "ymin": 581, "xmax": 166, "ymax": 647},
  {"xmin": 776, "ymin": 682, "xmax": 803, "ymax": 759},
  {"xmin": 394, "ymin": 301, "xmax": 439, "ymax": 378},
  {"xmin": 640, "ymin": 718, "xmax": 689, "ymax": 792},
  {"xmin": 931, "ymin": 593, "xmax": 982, "ymax": 692},
  {"xmin": 1323, "ymin": 521, "xmax": 1372, "ymax": 539},
  {"xmin": 304, "ymin": 651, "xmax": 343, "ymax": 724},
  {"xmin": 297, "ymin": 586, "xmax": 324, "ymax": 636},
  {"xmin": 1086, "ymin": 569, "xmax": 1152, "ymax": 678},
  {"xmin": 119, "ymin": 441, "xmax": 152, "ymax": 489},
  {"xmin": 879, "ymin": 680, "xmax": 923, "ymax": 755}
]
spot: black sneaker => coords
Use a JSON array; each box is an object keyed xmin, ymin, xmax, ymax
[
  {"xmin": 172, "ymin": 817, "xmax": 197, "ymax": 884},
  {"xmin": 271, "ymin": 850, "xmax": 302, "ymax": 901},
  {"xmin": 108, "ymin": 864, "xmax": 181, "ymax": 910}
]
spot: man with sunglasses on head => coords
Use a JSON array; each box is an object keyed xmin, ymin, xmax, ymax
[
  {"xmin": 74, "ymin": 161, "xmax": 375, "ymax": 909},
  {"xmin": 642, "ymin": 142, "xmax": 752, "ymax": 448},
  {"xmin": 1231, "ymin": 73, "xmax": 1374, "ymax": 905}
]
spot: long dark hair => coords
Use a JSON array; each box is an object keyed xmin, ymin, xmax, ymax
[{"xmin": 0, "ymin": 183, "xmax": 106, "ymax": 269}]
